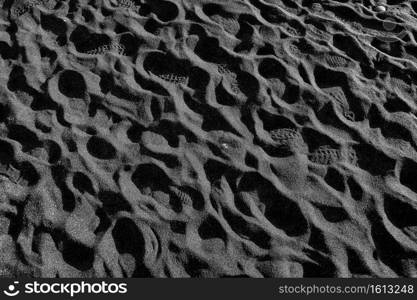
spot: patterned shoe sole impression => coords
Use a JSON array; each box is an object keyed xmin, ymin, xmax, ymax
[
  {"xmin": 11, "ymin": 0, "xmax": 47, "ymax": 18},
  {"xmin": 169, "ymin": 186, "xmax": 193, "ymax": 207},
  {"xmin": 85, "ymin": 42, "xmax": 126, "ymax": 56},
  {"xmin": 269, "ymin": 128, "xmax": 306, "ymax": 152},
  {"xmin": 0, "ymin": 164, "xmax": 27, "ymax": 199},
  {"xmin": 217, "ymin": 64, "xmax": 242, "ymax": 95},
  {"xmin": 281, "ymin": 5, "xmax": 301, "ymax": 16},
  {"xmin": 323, "ymin": 86, "xmax": 355, "ymax": 120},
  {"xmin": 319, "ymin": 53, "xmax": 352, "ymax": 69},
  {"xmin": 210, "ymin": 15, "xmax": 240, "ymax": 35},
  {"xmin": 286, "ymin": 42, "xmax": 304, "ymax": 58},
  {"xmin": 117, "ymin": 0, "xmax": 140, "ymax": 13},
  {"xmin": 308, "ymin": 145, "xmax": 358, "ymax": 166},
  {"xmin": 217, "ymin": 135, "xmax": 245, "ymax": 158},
  {"xmin": 258, "ymin": 25, "xmax": 277, "ymax": 40},
  {"xmin": 157, "ymin": 73, "xmax": 189, "ymax": 85}
]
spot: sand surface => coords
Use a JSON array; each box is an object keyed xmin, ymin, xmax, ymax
[{"xmin": 0, "ymin": 0, "xmax": 417, "ymax": 277}]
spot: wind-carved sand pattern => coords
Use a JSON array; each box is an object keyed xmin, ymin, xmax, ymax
[{"xmin": 1, "ymin": 0, "xmax": 417, "ymax": 278}]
